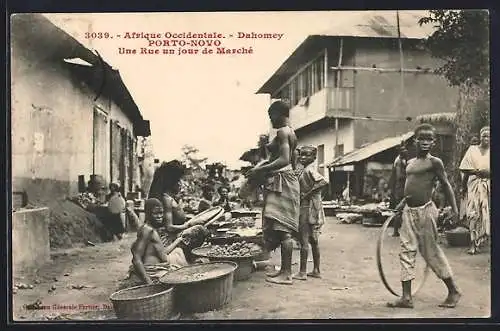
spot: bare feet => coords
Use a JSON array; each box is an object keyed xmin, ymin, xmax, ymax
[
  {"xmin": 266, "ymin": 274, "xmax": 293, "ymax": 285},
  {"xmin": 392, "ymin": 232, "xmax": 400, "ymax": 237},
  {"xmin": 467, "ymin": 247, "xmax": 476, "ymax": 255},
  {"xmin": 292, "ymin": 272, "xmax": 307, "ymax": 281},
  {"xmin": 265, "ymin": 269, "xmax": 281, "ymax": 278},
  {"xmin": 387, "ymin": 298, "xmax": 414, "ymax": 309},
  {"xmin": 438, "ymin": 292, "xmax": 461, "ymax": 308},
  {"xmin": 307, "ymin": 271, "xmax": 322, "ymax": 279}
]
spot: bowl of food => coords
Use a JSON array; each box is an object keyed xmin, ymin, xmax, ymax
[{"xmin": 191, "ymin": 242, "xmax": 263, "ymax": 281}]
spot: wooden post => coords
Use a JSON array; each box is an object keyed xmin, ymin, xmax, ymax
[{"xmin": 335, "ymin": 38, "xmax": 344, "ymax": 155}]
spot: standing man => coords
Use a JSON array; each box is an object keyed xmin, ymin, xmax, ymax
[
  {"xmin": 389, "ymin": 144, "xmax": 408, "ymax": 237},
  {"xmin": 246, "ymin": 101, "xmax": 300, "ymax": 285}
]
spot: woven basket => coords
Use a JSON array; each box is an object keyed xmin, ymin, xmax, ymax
[
  {"xmin": 109, "ymin": 283, "xmax": 176, "ymax": 320},
  {"xmin": 445, "ymin": 229, "xmax": 471, "ymax": 247},
  {"xmin": 206, "ymin": 256, "xmax": 254, "ymax": 281},
  {"xmin": 160, "ymin": 262, "xmax": 237, "ymax": 314}
]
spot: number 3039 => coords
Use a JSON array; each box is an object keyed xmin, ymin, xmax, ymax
[{"xmin": 85, "ymin": 32, "xmax": 111, "ymax": 39}]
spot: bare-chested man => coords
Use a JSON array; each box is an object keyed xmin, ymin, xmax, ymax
[
  {"xmin": 120, "ymin": 198, "xmax": 209, "ymax": 289},
  {"xmin": 246, "ymin": 100, "xmax": 300, "ymax": 285},
  {"xmin": 388, "ymin": 123, "xmax": 461, "ymax": 309}
]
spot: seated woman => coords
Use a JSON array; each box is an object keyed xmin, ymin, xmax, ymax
[
  {"xmin": 148, "ymin": 160, "xmax": 191, "ymax": 245},
  {"xmin": 118, "ymin": 198, "xmax": 209, "ymax": 290}
]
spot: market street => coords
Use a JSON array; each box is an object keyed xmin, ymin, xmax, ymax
[{"xmin": 12, "ymin": 216, "xmax": 491, "ymax": 320}]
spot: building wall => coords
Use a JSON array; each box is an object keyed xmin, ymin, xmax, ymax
[
  {"xmin": 11, "ymin": 35, "xmax": 136, "ymax": 205},
  {"xmin": 352, "ymin": 40, "xmax": 459, "ymax": 148},
  {"xmin": 289, "ymin": 88, "xmax": 328, "ymax": 129}
]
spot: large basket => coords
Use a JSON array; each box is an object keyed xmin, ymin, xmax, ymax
[
  {"xmin": 445, "ymin": 229, "xmax": 471, "ymax": 247},
  {"xmin": 191, "ymin": 246, "xmax": 262, "ymax": 281},
  {"xmin": 159, "ymin": 262, "xmax": 237, "ymax": 314},
  {"xmin": 109, "ymin": 283, "xmax": 176, "ymax": 320}
]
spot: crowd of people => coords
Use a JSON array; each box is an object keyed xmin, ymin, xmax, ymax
[{"xmin": 115, "ymin": 99, "xmax": 489, "ymax": 311}]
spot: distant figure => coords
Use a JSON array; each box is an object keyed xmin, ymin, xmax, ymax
[
  {"xmin": 106, "ymin": 182, "xmax": 127, "ymax": 240},
  {"xmin": 389, "ymin": 144, "xmax": 408, "ymax": 237},
  {"xmin": 213, "ymin": 186, "xmax": 232, "ymax": 212},
  {"xmin": 387, "ymin": 123, "xmax": 461, "ymax": 309},
  {"xmin": 293, "ymin": 145, "xmax": 328, "ymax": 281},
  {"xmin": 342, "ymin": 185, "xmax": 350, "ymax": 203},
  {"xmin": 459, "ymin": 126, "xmax": 490, "ymax": 255}
]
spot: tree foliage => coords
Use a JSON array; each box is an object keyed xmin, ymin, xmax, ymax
[
  {"xmin": 181, "ymin": 144, "xmax": 207, "ymax": 170},
  {"xmin": 418, "ymin": 10, "xmax": 489, "ymax": 87},
  {"xmin": 418, "ymin": 10, "xmax": 490, "ymax": 210}
]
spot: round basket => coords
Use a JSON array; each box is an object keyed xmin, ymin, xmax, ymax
[
  {"xmin": 445, "ymin": 229, "xmax": 471, "ymax": 247},
  {"xmin": 159, "ymin": 262, "xmax": 237, "ymax": 314},
  {"xmin": 191, "ymin": 245, "xmax": 262, "ymax": 281},
  {"xmin": 109, "ymin": 283, "xmax": 176, "ymax": 320},
  {"xmin": 187, "ymin": 206, "xmax": 224, "ymax": 226}
]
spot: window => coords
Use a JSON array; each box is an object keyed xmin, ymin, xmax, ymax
[
  {"xmin": 334, "ymin": 144, "xmax": 344, "ymax": 158},
  {"xmin": 316, "ymin": 56, "xmax": 325, "ymax": 91},
  {"xmin": 272, "ymin": 51, "xmax": 326, "ymax": 107}
]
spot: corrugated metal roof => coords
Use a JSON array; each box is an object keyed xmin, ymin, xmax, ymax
[
  {"xmin": 316, "ymin": 10, "xmax": 435, "ymax": 39},
  {"xmin": 256, "ymin": 10, "xmax": 434, "ymax": 94},
  {"xmin": 328, "ymin": 131, "xmax": 414, "ymax": 167}
]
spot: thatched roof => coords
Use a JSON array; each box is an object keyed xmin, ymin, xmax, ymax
[{"xmin": 416, "ymin": 112, "xmax": 456, "ymax": 125}]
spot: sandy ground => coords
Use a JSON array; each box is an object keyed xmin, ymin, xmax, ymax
[{"xmin": 12, "ymin": 217, "xmax": 491, "ymax": 321}]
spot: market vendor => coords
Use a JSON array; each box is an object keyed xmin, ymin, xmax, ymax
[
  {"xmin": 213, "ymin": 186, "xmax": 232, "ymax": 212},
  {"xmin": 148, "ymin": 160, "xmax": 193, "ymax": 245},
  {"xmin": 119, "ymin": 198, "xmax": 210, "ymax": 289}
]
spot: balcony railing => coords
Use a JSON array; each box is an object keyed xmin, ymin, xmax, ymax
[{"xmin": 327, "ymin": 87, "xmax": 354, "ymax": 113}]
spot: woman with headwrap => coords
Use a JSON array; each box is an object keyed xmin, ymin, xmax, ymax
[
  {"xmin": 459, "ymin": 126, "xmax": 490, "ymax": 255},
  {"xmin": 148, "ymin": 160, "xmax": 191, "ymax": 245}
]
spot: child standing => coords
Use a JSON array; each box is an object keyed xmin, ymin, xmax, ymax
[
  {"xmin": 388, "ymin": 123, "xmax": 461, "ymax": 309},
  {"xmin": 293, "ymin": 145, "xmax": 328, "ymax": 280}
]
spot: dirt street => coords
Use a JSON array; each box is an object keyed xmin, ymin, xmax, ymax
[{"xmin": 12, "ymin": 217, "xmax": 491, "ymax": 320}]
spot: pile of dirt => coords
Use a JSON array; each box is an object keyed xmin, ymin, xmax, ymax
[{"xmin": 48, "ymin": 199, "xmax": 112, "ymax": 249}]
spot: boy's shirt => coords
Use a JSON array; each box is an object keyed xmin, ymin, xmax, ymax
[{"xmin": 299, "ymin": 163, "xmax": 327, "ymax": 226}]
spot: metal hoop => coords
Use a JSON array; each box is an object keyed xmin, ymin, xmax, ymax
[{"xmin": 376, "ymin": 214, "xmax": 430, "ymax": 297}]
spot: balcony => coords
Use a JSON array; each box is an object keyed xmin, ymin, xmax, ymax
[{"xmin": 289, "ymin": 87, "xmax": 355, "ymax": 130}]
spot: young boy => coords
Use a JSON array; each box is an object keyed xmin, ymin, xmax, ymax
[
  {"xmin": 388, "ymin": 123, "xmax": 461, "ymax": 309},
  {"xmin": 121, "ymin": 198, "xmax": 209, "ymax": 288},
  {"xmin": 293, "ymin": 145, "xmax": 328, "ymax": 280}
]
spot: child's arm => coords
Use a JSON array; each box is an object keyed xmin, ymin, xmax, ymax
[
  {"xmin": 301, "ymin": 170, "xmax": 329, "ymax": 200},
  {"xmin": 432, "ymin": 157, "xmax": 459, "ymax": 216},
  {"xmin": 152, "ymin": 231, "xmax": 182, "ymax": 262},
  {"xmin": 131, "ymin": 227, "xmax": 153, "ymax": 284}
]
